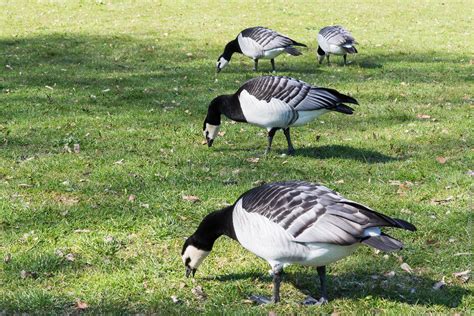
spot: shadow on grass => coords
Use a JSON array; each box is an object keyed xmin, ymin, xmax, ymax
[
  {"xmin": 296, "ymin": 145, "xmax": 399, "ymax": 163},
  {"xmin": 218, "ymin": 144, "xmax": 398, "ymax": 163},
  {"xmin": 202, "ymin": 268, "xmax": 469, "ymax": 308}
]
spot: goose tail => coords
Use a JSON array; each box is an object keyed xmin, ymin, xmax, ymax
[
  {"xmin": 284, "ymin": 46, "xmax": 303, "ymax": 56},
  {"xmin": 362, "ymin": 233, "xmax": 404, "ymax": 252}
]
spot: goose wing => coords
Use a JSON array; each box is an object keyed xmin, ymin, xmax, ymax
[
  {"xmin": 240, "ymin": 181, "xmax": 415, "ymax": 245},
  {"xmin": 241, "ymin": 27, "xmax": 298, "ymax": 50},
  {"xmin": 237, "ymin": 76, "xmax": 358, "ymax": 112},
  {"xmin": 319, "ymin": 25, "xmax": 357, "ymax": 46}
]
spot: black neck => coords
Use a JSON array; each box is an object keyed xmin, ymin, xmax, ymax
[
  {"xmin": 222, "ymin": 39, "xmax": 241, "ymax": 60},
  {"xmin": 317, "ymin": 45, "xmax": 325, "ymax": 56},
  {"xmin": 206, "ymin": 94, "xmax": 246, "ymax": 125},
  {"xmin": 191, "ymin": 206, "xmax": 236, "ymax": 251}
]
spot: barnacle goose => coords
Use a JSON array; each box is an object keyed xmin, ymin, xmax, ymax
[
  {"xmin": 216, "ymin": 26, "xmax": 307, "ymax": 72},
  {"xmin": 182, "ymin": 181, "xmax": 416, "ymax": 304},
  {"xmin": 203, "ymin": 75, "xmax": 358, "ymax": 154},
  {"xmin": 317, "ymin": 25, "xmax": 358, "ymax": 65}
]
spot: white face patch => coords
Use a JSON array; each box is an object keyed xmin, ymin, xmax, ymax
[
  {"xmin": 203, "ymin": 123, "xmax": 220, "ymax": 140},
  {"xmin": 182, "ymin": 245, "xmax": 210, "ymax": 269},
  {"xmin": 216, "ymin": 57, "xmax": 229, "ymax": 70}
]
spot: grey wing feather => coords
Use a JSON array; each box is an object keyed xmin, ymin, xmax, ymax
[
  {"xmin": 320, "ymin": 25, "xmax": 357, "ymax": 46},
  {"xmin": 241, "ymin": 181, "xmax": 407, "ymax": 245},
  {"xmin": 238, "ymin": 76, "xmax": 357, "ymax": 112},
  {"xmin": 241, "ymin": 27, "xmax": 297, "ymax": 50}
]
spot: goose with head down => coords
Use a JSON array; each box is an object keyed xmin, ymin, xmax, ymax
[
  {"xmin": 217, "ymin": 26, "xmax": 306, "ymax": 73},
  {"xmin": 203, "ymin": 75, "xmax": 358, "ymax": 154},
  {"xmin": 181, "ymin": 181, "xmax": 416, "ymax": 304},
  {"xmin": 317, "ymin": 25, "xmax": 358, "ymax": 65}
]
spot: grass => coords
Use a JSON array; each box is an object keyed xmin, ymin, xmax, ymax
[{"xmin": 0, "ymin": 0, "xmax": 472, "ymax": 314}]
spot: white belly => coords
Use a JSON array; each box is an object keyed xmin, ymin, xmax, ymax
[
  {"xmin": 239, "ymin": 90, "xmax": 295, "ymax": 129},
  {"xmin": 262, "ymin": 48, "xmax": 285, "ymax": 59},
  {"xmin": 291, "ymin": 109, "xmax": 328, "ymax": 126},
  {"xmin": 232, "ymin": 199, "xmax": 357, "ymax": 267},
  {"xmin": 296, "ymin": 243, "xmax": 358, "ymax": 266},
  {"xmin": 327, "ymin": 44, "xmax": 347, "ymax": 55}
]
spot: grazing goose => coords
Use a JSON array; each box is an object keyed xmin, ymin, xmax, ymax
[
  {"xmin": 182, "ymin": 181, "xmax": 416, "ymax": 305},
  {"xmin": 317, "ymin": 25, "xmax": 358, "ymax": 65},
  {"xmin": 216, "ymin": 26, "xmax": 306, "ymax": 72},
  {"xmin": 203, "ymin": 75, "xmax": 358, "ymax": 154}
]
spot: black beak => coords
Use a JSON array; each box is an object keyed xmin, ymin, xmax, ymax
[
  {"xmin": 207, "ymin": 138, "xmax": 214, "ymax": 147},
  {"xmin": 216, "ymin": 67, "xmax": 221, "ymax": 73},
  {"xmin": 185, "ymin": 266, "xmax": 196, "ymax": 278}
]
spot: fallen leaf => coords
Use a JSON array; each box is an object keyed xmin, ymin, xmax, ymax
[
  {"xmin": 416, "ymin": 114, "xmax": 431, "ymax": 120},
  {"xmin": 201, "ymin": 140, "xmax": 207, "ymax": 145},
  {"xmin": 432, "ymin": 277, "xmax": 446, "ymax": 290},
  {"xmin": 4, "ymin": 253, "xmax": 11, "ymax": 263},
  {"xmin": 335, "ymin": 179, "xmax": 345, "ymax": 184},
  {"xmin": 114, "ymin": 159, "xmax": 124, "ymax": 165},
  {"xmin": 128, "ymin": 194, "xmax": 136, "ymax": 202},
  {"xmin": 268, "ymin": 312, "xmax": 277, "ymax": 316},
  {"xmin": 191, "ymin": 285, "xmax": 207, "ymax": 301},
  {"xmin": 218, "ymin": 131, "xmax": 226, "ymax": 137},
  {"xmin": 430, "ymin": 196, "xmax": 453, "ymax": 205},
  {"xmin": 182, "ymin": 195, "xmax": 200, "ymax": 203},
  {"xmin": 436, "ymin": 156, "xmax": 447, "ymax": 164},
  {"xmin": 75, "ymin": 299, "xmax": 88, "ymax": 310},
  {"xmin": 179, "ymin": 282, "xmax": 186, "ymax": 289},
  {"xmin": 400, "ymin": 262, "xmax": 413, "ymax": 274},
  {"xmin": 247, "ymin": 157, "xmax": 260, "ymax": 163},
  {"xmin": 140, "ymin": 203, "xmax": 150, "ymax": 209},
  {"xmin": 453, "ymin": 270, "xmax": 470, "ymax": 283}
]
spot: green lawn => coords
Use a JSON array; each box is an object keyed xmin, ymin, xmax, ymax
[{"xmin": 0, "ymin": 0, "xmax": 472, "ymax": 314}]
